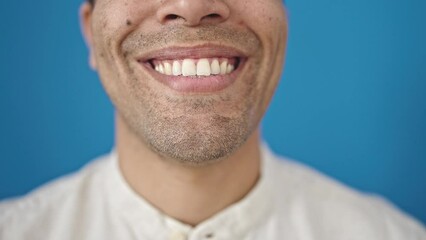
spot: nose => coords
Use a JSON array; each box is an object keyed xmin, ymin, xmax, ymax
[{"xmin": 157, "ymin": 0, "xmax": 230, "ymax": 27}]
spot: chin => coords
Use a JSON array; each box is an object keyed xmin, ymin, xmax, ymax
[{"xmin": 138, "ymin": 113, "xmax": 252, "ymax": 166}]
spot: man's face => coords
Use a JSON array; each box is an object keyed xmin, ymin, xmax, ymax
[{"xmin": 81, "ymin": 0, "xmax": 287, "ymax": 164}]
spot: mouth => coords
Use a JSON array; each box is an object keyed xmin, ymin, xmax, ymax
[
  {"xmin": 150, "ymin": 57, "xmax": 240, "ymax": 76},
  {"xmin": 137, "ymin": 45, "xmax": 247, "ymax": 93}
]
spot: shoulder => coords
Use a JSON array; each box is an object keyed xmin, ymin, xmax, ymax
[
  {"xmin": 263, "ymin": 147, "xmax": 426, "ymax": 239},
  {"xmin": 0, "ymin": 153, "xmax": 113, "ymax": 239}
]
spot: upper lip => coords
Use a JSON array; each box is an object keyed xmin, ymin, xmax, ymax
[{"xmin": 136, "ymin": 44, "xmax": 248, "ymax": 62}]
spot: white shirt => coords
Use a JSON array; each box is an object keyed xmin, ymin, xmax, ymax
[{"xmin": 1, "ymin": 146, "xmax": 425, "ymax": 240}]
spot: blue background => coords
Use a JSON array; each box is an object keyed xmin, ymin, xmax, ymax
[{"xmin": 1, "ymin": 0, "xmax": 425, "ymax": 224}]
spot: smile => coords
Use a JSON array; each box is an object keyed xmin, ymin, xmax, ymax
[
  {"xmin": 152, "ymin": 57, "xmax": 239, "ymax": 76},
  {"xmin": 137, "ymin": 45, "xmax": 247, "ymax": 93}
]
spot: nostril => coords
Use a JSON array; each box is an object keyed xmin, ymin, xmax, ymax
[
  {"xmin": 204, "ymin": 13, "xmax": 221, "ymax": 20},
  {"xmin": 158, "ymin": 3, "xmax": 229, "ymax": 26},
  {"xmin": 206, "ymin": 13, "xmax": 221, "ymax": 18},
  {"xmin": 165, "ymin": 14, "xmax": 180, "ymax": 21},
  {"xmin": 199, "ymin": 13, "xmax": 223, "ymax": 23}
]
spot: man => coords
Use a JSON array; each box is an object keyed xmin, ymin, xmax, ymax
[{"xmin": 1, "ymin": 0, "xmax": 425, "ymax": 239}]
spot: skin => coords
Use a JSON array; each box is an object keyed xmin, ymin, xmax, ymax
[{"xmin": 80, "ymin": 0, "xmax": 287, "ymax": 226}]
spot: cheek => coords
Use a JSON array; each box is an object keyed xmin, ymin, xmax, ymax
[
  {"xmin": 234, "ymin": 0, "xmax": 287, "ymax": 50},
  {"xmin": 92, "ymin": 0, "xmax": 157, "ymax": 54},
  {"xmin": 90, "ymin": 1, "xmax": 148, "ymax": 100},
  {"xmin": 94, "ymin": 0, "xmax": 157, "ymax": 33},
  {"xmin": 237, "ymin": 1, "xmax": 287, "ymax": 118}
]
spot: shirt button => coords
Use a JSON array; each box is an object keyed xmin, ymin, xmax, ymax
[
  {"xmin": 169, "ymin": 231, "xmax": 187, "ymax": 240},
  {"xmin": 205, "ymin": 233, "xmax": 214, "ymax": 239}
]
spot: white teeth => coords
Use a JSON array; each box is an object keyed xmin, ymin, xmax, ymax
[
  {"xmin": 172, "ymin": 61, "xmax": 181, "ymax": 76},
  {"xmin": 164, "ymin": 62, "xmax": 172, "ymax": 75},
  {"xmin": 220, "ymin": 60, "xmax": 228, "ymax": 74},
  {"xmin": 226, "ymin": 64, "xmax": 234, "ymax": 74},
  {"xmin": 197, "ymin": 59, "xmax": 211, "ymax": 76},
  {"xmin": 158, "ymin": 64, "xmax": 164, "ymax": 74},
  {"xmin": 182, "ymin": 59, "xmax": 197, "ymax": 76},
  {"xmin": 211, "ymin": 59, "xmax": 220, "ymax": 75},
  {"xmin": 154, "ymin": 58, "xmax": 236, "ymax": 76}
]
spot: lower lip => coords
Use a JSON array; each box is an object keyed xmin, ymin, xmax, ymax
[{"xmin": 139, "ymin": 60, "xmax": 245, "ymax": 93}]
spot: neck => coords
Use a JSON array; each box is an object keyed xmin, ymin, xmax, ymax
[{"xmin": 116, "ymin": 114, "xmax": 261, "ymax": 226}]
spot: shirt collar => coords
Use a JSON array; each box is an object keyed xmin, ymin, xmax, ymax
[{"xmin": 104, "ymin": 145, "xmax": 275, "ymax": 240}]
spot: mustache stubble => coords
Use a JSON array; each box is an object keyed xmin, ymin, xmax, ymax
[{"xmin": 121, "ymin": 25, "xmax": 261, "ymax": 57}]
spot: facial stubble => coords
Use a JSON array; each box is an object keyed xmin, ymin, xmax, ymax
[{"xmin": 105, "ymin": 26, "xmax": 263, "ymax": 165}]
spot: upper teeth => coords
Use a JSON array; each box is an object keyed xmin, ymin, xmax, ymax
[{"xmin": 153, "ymin": 58, "xmax": 236, "ymax": 76}]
